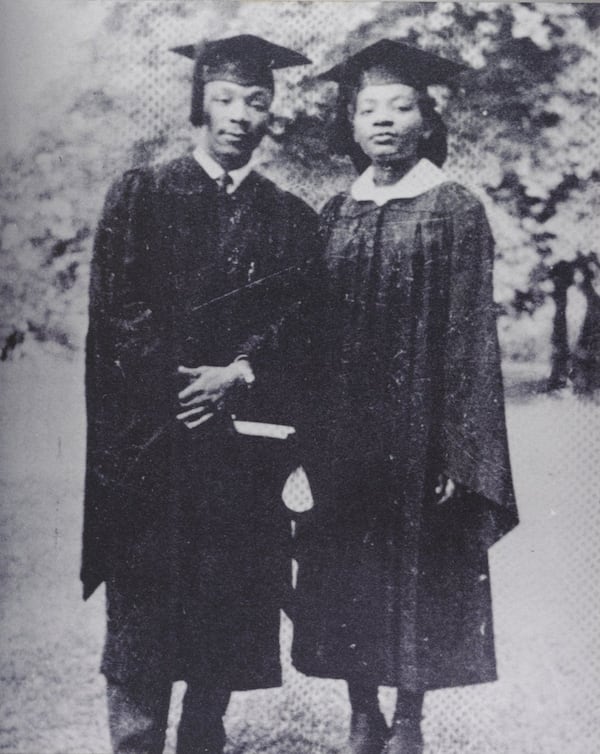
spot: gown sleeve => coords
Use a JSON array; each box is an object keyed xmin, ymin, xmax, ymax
[
  {"xmin": 82, "ymin": 168, "xmax": 163, "ymax": 598},
  {"xmin": 441, "ymin": 198, "xmax": 519, "ymax": 547}
]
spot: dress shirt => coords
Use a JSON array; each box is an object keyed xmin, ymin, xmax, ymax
[{"xmin": 193, "ymin": 145, "xmax": 253, "ymax": 194}]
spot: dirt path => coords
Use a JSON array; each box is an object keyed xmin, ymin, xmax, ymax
[{"xmin": 1, "ymin": 351, "xmax": 598, "ymax": 753}]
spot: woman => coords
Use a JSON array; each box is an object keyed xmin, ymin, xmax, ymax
[{"xmin": 293, "ymin": 40, "xmax": 519, "ymax": 754}]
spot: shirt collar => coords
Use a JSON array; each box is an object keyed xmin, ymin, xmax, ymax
[
  {"xmin": 351, "ymin": 158, "xmax": 448, "ymax": 206},
  {"xmin": 193, "ymin": 144, "xmax": 254, "ymax": 194}
]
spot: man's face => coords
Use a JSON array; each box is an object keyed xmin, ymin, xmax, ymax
[{"xmin": 202, "ymin": 80, "xmax": 273, "ymax": 169}]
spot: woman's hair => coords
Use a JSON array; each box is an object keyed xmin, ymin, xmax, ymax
[{"xmin": 332, "ymin": 84, "xmax": 448, "ymax": 172}]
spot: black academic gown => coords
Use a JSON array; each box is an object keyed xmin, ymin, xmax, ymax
[
  {"xmin": 292, "ymin": 182, "xmax": 519, "ymax": 691},
  {"xmin": 82, "ymin": 155, "xmax": 317, "ymax": 688}
]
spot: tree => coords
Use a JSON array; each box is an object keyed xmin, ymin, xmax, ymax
[{"xmin": 1, "ymin": 1, "xmax": 598, "ymax": 386}]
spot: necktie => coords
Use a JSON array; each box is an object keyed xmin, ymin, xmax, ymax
[
  {"xmin": 215, "ymin": 173, "xmax": 237, "ymax": 266},
  {"xmin": 215, "ymin": 172, "xmax": 233, "ymax": 232},
  {"xmin": 215, "ymin": 172, "xmax": 233, "ymax": 195}
]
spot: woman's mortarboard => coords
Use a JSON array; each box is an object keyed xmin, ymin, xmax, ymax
[
  {"xmin": 171, "ymin": 34, "xmax": 312, "ymax": 126},
  {"xmin": 318, "ymin": 39, "xmax": 468, "ymax": 171},
  {"xmin": 319, "ymin": 38, "xmax": 468, "ymax": 90}
]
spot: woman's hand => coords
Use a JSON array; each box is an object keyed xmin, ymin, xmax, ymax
[{"xmin": 435, "ymin": 474, "xmax": 457, "ymax": 505}]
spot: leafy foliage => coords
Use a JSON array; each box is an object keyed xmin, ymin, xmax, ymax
[{"xmin": 1, "ymin": 1, "xmax": 598, "ymax": 363}]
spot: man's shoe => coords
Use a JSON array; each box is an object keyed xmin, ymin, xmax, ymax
[
  {"xmin": 382, "ymin": 717, "xmax": 423, "ymax": 754},
  {"xmin": 348, "ymin": 710, "xmax": 389, "ymax": 754}
]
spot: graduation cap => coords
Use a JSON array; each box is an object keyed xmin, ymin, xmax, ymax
[
  {"xmin": 319, "ymin": 38, "xmax": 468, "ymax": 91},
  {"xmin": 171, "ymin": 34, "xmax": 312, "ymax": 126},
  {"xmin": 320, "ymin": 40, "xmax": 467, "ymax": 172}
]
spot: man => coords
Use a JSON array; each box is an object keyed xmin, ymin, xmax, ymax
[{"xmin": 82, "ymin": 35, "xmax": 315, "ymax": 754}]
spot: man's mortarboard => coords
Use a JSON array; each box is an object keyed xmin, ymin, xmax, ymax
[
  {"xmin": 319, "ymin": 38, "xmax": 468, "ymax": 91},
  {"xmin": 171, "ymin": 34, "xmax": 312, "ymax": 126}
]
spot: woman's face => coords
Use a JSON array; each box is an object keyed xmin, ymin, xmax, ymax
[{"xmin": 351, "ymin": 82, "xmax": 428, "ymax": 165}]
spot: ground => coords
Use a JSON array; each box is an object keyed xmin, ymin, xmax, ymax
[{"xmin": 0, "ymin": 350, "xmax": 598, "ymax": 754}]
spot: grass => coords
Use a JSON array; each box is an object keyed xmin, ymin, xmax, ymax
[{"xmin": 0, "ymin": 350, "xmax": 599, "ymax": 753}]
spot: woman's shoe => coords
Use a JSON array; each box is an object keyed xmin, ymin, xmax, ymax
[
  {"xmin": 348, "ymin": 710, "xmax": 389, "ymax": 754},
  {"xmin": 382, "ymin": 717, "xmax": 423, "ymax": 754}
]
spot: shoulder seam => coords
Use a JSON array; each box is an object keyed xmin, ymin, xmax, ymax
[{"xmin": 249, "ymin": 171, "xmax": 313, "ymax": 210}]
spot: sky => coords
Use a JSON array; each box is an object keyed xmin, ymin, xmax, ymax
[{"xmin": 0, "ymin": 0, "xmax": 107, "ymax": 152}]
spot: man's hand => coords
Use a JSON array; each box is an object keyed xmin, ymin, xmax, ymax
[
  {"xmin": 176, "ymin": 362, "xmax": 252, "ymax": 430},
  {"xmin": 435, "ymin": 474, "xmax": 457, "ymax": 505}
]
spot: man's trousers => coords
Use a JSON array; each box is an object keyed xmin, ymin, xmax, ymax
[{"xmin": 106, "ymin": 677, "xmax": 230, "ymax": 754}]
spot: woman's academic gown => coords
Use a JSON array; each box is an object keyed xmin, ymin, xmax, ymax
[{"xmin": 292, "ymin": 180, "xmax": 518, "ymax": 691}]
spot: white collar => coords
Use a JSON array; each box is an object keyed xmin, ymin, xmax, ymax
[
  {"xmin": 351, "ymin": 158, "xmax": 448, "ymax": 206},
  {"xmin": 193, "ymin": 143, "xmax": 254, "ymax": 194}
]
